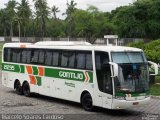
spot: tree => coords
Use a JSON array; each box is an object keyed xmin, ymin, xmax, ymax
[
  {"xmin": 65, "ymin": 0, "xmax": 77, "ymax": 38},
  {"xmin": 5, "ymin": 0, "xmax": 17, "ymax": 37},
  {"xmin": 17, "ymin": 0, "xmax": 32, "ymax": 37},
  {"xmin": 71, "ymin": 9, "xmax": 98, "ymax": 43},
  {"xmin": 51, "ymin": 5, "xmax": 60, "ymax": 19},
  {"xmin": 33, "ymin": 0, "xmax": 50, "ymax": 37},
  {"xmin": 0, "ymin": 9, "xmax": 10, "ymax": 36}
]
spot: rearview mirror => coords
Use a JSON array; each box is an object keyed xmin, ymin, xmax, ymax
[
  {"xmin": 109, "ymin": 62, "xmax": 118, "ymax": 77},
  {"xmin": 148, "ymin": 61, "xmax": 158, "ymax": 76}
]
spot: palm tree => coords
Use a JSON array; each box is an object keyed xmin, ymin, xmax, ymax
[
  {"xmin": 5, "ymin": 0, "xmax": 17, "ymax": 37},
  {"xmin": 17, "ymin": 0, "xmax": 32, "ymax": 37},
  {"xmin": 65, "ymin": 0, "xmax": 77, "ymax": 38},
  {"xmin": 0, "ymin": 9, "xmax": 9, "ymax": 36},
  {"xmin": 51, "ymin": 5, "xmax": 60, "ymax": 19},
  {"xmin": 67, "ymin": 0, "xmax": 77, "ymax": 13},
  {"xmin": 33, "ymin": 0, "xmax": 50, "ymax": 37}
]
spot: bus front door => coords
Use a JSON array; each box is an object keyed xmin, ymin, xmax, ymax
[{"xmin": 95, "ymin": 51, "xmax": 113, "ymax": 109}]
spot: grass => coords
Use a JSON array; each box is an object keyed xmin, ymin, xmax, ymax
[
  {"xmin": 150, "ymin": 84, "xmax": 160, "ymax": 96},
  {"xmin": 151, "ymin": 70, "xmax": 160, "ymax": 96},
  {"xmin": 155, "ymin": 75, "xmax": 160, "ymax": 82}
]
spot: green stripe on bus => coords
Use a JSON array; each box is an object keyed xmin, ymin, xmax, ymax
[
  {"xmin": 2, "ymin": 63, "xmax": 25, "ymax": 73},
  {"xmin": 115, "ymin": 91, "xmax": 150, "ymax": 97},
  {"xmin": 45, "ymin": 68, "xmax": 93, "ymax": 83},
  {"xmin": 36, "ymin": 76, "xmax": 41, "ymax": 86},
  {"xmin": 2, "ymin": 63, "xmax": 93, "ymax": 83},
  {"xmin": 20, "ymin": 65, "xmax": 25, "ymax": 73},
  {"xmin": 32, "ymin": 66, "xmax": 38, "ymax": 75}
]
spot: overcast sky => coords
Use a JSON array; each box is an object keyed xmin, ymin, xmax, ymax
[{"xmin": 0, "ymin": 0, "xmax": 133, "ymax": 19}]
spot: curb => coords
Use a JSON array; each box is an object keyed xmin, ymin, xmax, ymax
[{"xmin": 151, "ymin": 96, "xmax": 160, "ymax": 99}]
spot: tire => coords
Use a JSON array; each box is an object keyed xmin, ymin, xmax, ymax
[
  {"xmin": 81, "ymin": 93, "xmax": 94, "ymax": 111},
  {"xmin": 15, "ymin": 81, "xmax": 23, "ymax": 95},
  {"xmin": 23, "ymin": 82, "xmax": 31, "ymax": 97}
]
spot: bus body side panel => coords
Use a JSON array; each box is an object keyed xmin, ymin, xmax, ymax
[{"xmin": 2, "ymin": 71, "xmax": 28, "ymax": 90}]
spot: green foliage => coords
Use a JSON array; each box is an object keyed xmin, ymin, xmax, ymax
[
  {"xmin": 150, "ymin": 84, "xmax": 160, "ymax": 96},
  {"xmin": 33, "ymin": 0, "xmax": 50, "ymax": 37},
  {"xmin": 128, "ymin": 40, "xmax": 160, "ymax": 63},
  {"xmin": 112, "ymin": 0, "xmax": 160, "ymax": 39},
  {"xmin": 17, "ymin": 0, "xmax": 32, "ymax": 37},
  {"xmin": 0, "ymin": 0, "xmax": 160, "ymax": 39}
]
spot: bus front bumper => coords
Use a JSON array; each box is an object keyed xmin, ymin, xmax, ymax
[{"xmin": 112, "ymin": 97, "xmax": 150, "ymax": 109}]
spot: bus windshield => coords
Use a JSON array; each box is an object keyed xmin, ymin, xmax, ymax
[{"xmin": 111, "ymin": 52, "xmax": 149, "ymax": 93}]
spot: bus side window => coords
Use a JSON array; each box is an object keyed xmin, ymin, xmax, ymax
[
  {"xmin": 39, "ymin": 50, "xmax": 45, "ymax": 64},
  {"xmin": 4, "ymin": 48, "xmax": 11, "ymax": 62},
  {"xmin": 16, "ymin": 49, "xmax": 21, "ymax": 63},
  {"xmin": 68, "ymin": 52, "xmax": 75, "ymax": 68},
  {"xmin": 26, "ymin": 50, "xmax": 31, "ymax": 64},
  {"xmin": 31, "ymin": 49, "xmax": 39, "ymax": 63},
  {"xmin": 86, "ymin": 53, "xmax": 93, "ymax": 70},
  {"xmin": 22, "ymin": 50, "xmax": 27, "ymax": 63},
  {"xmin": 52, "ymin": 51, "xmax": 59, "ymax": 66},
  {"xmin": 76, "ymin": 52, "xmax": 85, "ymax": 69},
  {"xmin": 61, "ymin": 51, "xmax": 69, "ymax": 67},
  {"xmin": 12, "ymin": 49, "xmax": 17, "ymax": 62},
  {"xmin": 45, "ymin": 50, "xmax": 52, "ymax": 65},
  {"xmin": 11, "ymin": 49, "xmax": 21, "ymax": 63}
]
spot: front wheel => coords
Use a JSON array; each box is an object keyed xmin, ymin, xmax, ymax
[
  {"xmin": 81, "ymin": 93, "xmax": 94, "ymax": 111},
  {"xmin": 23, "ymin": 82, "xmax": 31, "ymax": 97}
]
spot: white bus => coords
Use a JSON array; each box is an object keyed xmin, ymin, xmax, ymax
[{"xmin": 1, "ymin": 41, "xmax": 158, "ymax": 111}]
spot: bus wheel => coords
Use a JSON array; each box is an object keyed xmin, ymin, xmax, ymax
[
  {"xmin": 23, "ymin": 82, "xmax": 31, "ymax": 97},
  {"xmin": 15, "ymin": 81, "xmax": 23, "ymax": 95},
  {"xmin": 81, "ymin": 93, "xmax": 94, "ymax": 111}
]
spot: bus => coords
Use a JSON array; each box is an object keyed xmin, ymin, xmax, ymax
[{"xmin": 1, "ymin": 41, "xmax": 158, "ymax": 111}]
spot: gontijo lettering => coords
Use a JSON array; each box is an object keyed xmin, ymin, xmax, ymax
[{"xmin": 59, "ymin": 71, "xmax": 83, "ymax": 80}]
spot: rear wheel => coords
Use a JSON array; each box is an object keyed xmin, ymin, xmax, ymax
[
  {"xmin": 15, "ymin": 81, "xmax": 23, "ymax": 95},
  {"xmin": 81, "ymin": 93, "xmax": 94, "ymax": 111},
  {"xmin": 23, "ymin": 82, "xmax": 31, "ymax": 97}
]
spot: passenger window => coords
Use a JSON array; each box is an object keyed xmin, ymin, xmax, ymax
[
  {"xmin": 22, "ymin": 50, "xmax": 28, "ymax": 63},
  {"xmin": 52, "ymin": 51, "xmax": 59, "ymax": 66},
  {"xmin": 4, "ymin": 48, "xmax": 11, "ymax": 62},
  {"xmin": 86, "ymin": 53, "xmax": 93, "ymax": 70},
  {"xmin": 26, "ymin": 50, "xmax": 31, "ymax": 63},
  {"xmin": 31, "ymin": 50, "xmax": 39, "ymax": 63},
  {"xmin": 76, "ymin": 53, "xmax": 85, "ymax": 69},
  {"xmin": 11, "ymin": 49, "xmax": 21, "ymax": 63},
  {"xmin": 16, "ymin": 49, "xmax": 21, "ymax": 63},
  {"xmin": 39, "ymin": 50, "xmax": 45, "ymax": 64},
  {"xmin": 61, "ymin": 51, "xmax": 68, "ymax": 67},
  {"xmin": 45, "ymin": 51, "xmax": 52, "ymax": 65},
  {"xmin": 68, "ymin": 52, "xmax": 75, "ymax": 68},
  {"xmin": 12, "ymin": 49, "xmax": 17, "ymax": 62}
]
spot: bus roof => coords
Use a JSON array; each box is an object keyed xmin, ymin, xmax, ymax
[{"xmin": 3, "ymin": 41, "xmax": 143, "ymax": 52}]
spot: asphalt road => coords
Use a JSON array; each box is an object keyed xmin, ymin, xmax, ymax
[{"xmin": 0, "ymin": 72, "xmax": 160, "ymax": 120}]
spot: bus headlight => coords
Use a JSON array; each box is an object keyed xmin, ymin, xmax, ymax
[{"xmin": 115, "ymin": 96, "xmax": 125, "ymax": 100}]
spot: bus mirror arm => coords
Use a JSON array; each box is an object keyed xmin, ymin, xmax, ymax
[
  {"xmin": 148, "ymin": 61, "xmax": 158, "ymax": 76},
  {"xmin": 109, "ymin": 62, "xmax": 118, "ymax": 77}
]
